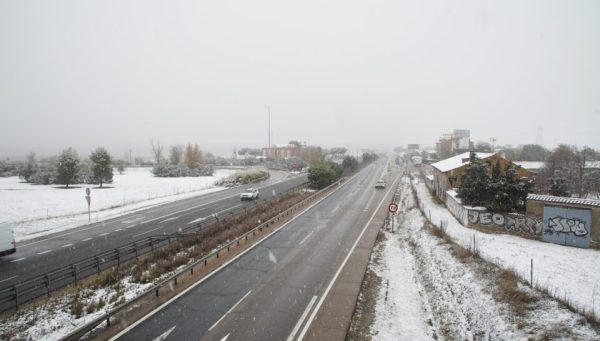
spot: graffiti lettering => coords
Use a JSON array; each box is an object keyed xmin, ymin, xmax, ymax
[
  {"xmin": 467, "ymin": 209, "xmax": 542, "ymax": 236},
  {"xmin": 546, "ymin": 216, "xmax": 588, "ymax": 236}
]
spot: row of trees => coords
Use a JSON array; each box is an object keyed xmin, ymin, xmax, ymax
[
  {"xmin": 18, "ymin": 148, "xmax": 114, "ymax": 187},
  {"xmin": 150, "ymin": 140, "xmax": 213, "ymax": 177},
  {"xmin": 457, "ymin": 154, "xmax": 533, "ymax": 212},
  {"xmin": 308, "ymin": 153, "xmax": 379, "ymax": 189}
]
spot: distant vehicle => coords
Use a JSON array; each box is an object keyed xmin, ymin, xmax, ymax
[
  {"xmin": 240, "ymin": 188, "xmax": 260, "ymax": 201},
  {"xmin": 375, "ymin": 180, "xmax": 386, "ymax": 189},
  {"xmin": 0, "ymin": 222, "xmax": 16, "ymax": 256}
]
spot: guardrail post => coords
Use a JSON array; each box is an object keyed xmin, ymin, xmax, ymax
[
  {"xmin": 106, "ymin": 316, "xmax": 111, "ymax": 327},
  {"xmin": 134, "ymin": 242, "xmax": 138, "ymax": 258},
  {"xmin": 13, "ymin": 285, "xmax": 18, "ymax": 310},
  {"xmin": 174, "ymin": 277, "xmax": 178, "ymax": 286},
  {"xmin": 116, "ymin": 249, "xmax": 120, "ymax": 267},
  {"xmin": 72, "ymin": 264, "xmax": 78, "ymax": 285},
  {"xmin": 150, "ymin": 238, "xmax": 154, "ymax": 253},
  {"xmin": 96, "ymin": 256, "xmax": 101, "ymax": 274},
  {"xmin": 45, "ymin": 274, "xmax": 51, "ymax": 297}
]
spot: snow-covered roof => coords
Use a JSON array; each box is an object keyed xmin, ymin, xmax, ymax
[
  {"xmin": 527, "ymin": 194, "xmax": 600, "ymax": 207},
  {"xmin": 513, "ymin": 161, "xmax": 545, "ymax": 170},
  {"xmin": 431, "ymin": 152, "xmax": 495, "ymax": 173}
]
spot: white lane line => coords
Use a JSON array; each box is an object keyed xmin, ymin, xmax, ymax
[
  {"xmin": 0, "ymin": 275, "xmax": 18, "ymax": 283},
  {"xmin": 331, "ymin": 206, "xmax": 340, "ymax": 215},
  {"xmin": 125, "ymin": 225, "xmax": 136, "ymax": 229},
  {"xmin": 109, "ymin": 174, "xmax": 347, "ymax": 341},
  {"xmin": 215, "ymin": 204, "xmax": 242, "ymax": 216},
  {"xmin": 208, "ymin": 290, "xmax": 253, "ymax": 332},
  {"xmin": 298, "ymin": 174, "xmax": 399, "ymax": 341},
  {"xmin": 298, "ymin": 231, "xmax": 314, "ymax": 246},
  {"xmin": 82, "ymin": 238, "xmax": 92, "ymax": 242},
  {"xmin": 187, "ymin": 216, "xmax": 207, "ymax": 225},
  {"xmin": 37, "ymin": 250, "xmax": 52, "ymax": 255},
  {"xmin": 363, "ymin": 190, "xmax": 377, "ymax": 212},
  {"xmin": 61, "ymin": 243, "xmax": 73, "ymax": 248},
  {"xmin": 140, "ymin": 200, "xmax": 220, "ymax": 225},
  {"xmin": 220, "ymin": 333, "xmax": 231, "ymax": 341},
  {"xmin": 152, "ymin": 325, "xmax": 176, "ymax": 341},
  {"xmin": 121, "ymin": 217, "xmax": 143, "ymax": 224},
  {"xmin": 132, "ymin": 226, "xmax": 164, "ymax": 238},
  {"xmin": 114, "ymin": 229, "xmax": 123, "ymax": 232},
  {"xmin": 10, "ymin": 258, "xmax": 26, "ymax": 263},
  {"xmin": 99, "ymin": 233, "xmax": 109, "ymax": 237},
  {"xmin": 287, "ymin": 295, "xmax": 318, "ymax": 341},
  {"xmin": 160, "ymin": 217, "xmax": 178, "ymax": 223}
]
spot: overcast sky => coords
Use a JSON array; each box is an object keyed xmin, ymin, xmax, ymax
[{"xmin": 1, "ymin": 0, "xmax": 599, "ymax": 159}]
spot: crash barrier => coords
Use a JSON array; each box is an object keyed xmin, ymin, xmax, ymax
[
  {"xmin": 61, "ymin": 179, "xmax": 344, "ymax": 341},
  {"xmin": 0, "ymin": 182, "xmax": 307, "ymax": 313}
]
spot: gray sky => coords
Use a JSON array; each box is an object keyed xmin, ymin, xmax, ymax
[{"xmin": 1, "ymin": 0, "xmax": 599, "ymax": 159}]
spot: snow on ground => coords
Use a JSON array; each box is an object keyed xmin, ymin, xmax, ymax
[
  {"xmin": 412, "ymin": 176, "xmax": 600, "ymax": 319},
  {"xmin": 369, "ymin": 176, "xmax": 600, "ymax": 340},
  {"xmin": 0, "ymin": 168, "xmax": 235, "ymax": 241}
]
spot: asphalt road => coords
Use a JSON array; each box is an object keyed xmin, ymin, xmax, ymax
[
  {"xmin": 0, "ymin": 170, "xmax": 307, "ymax": 288},
  {"xmin": 111, "ymin": 162, "xmax": 391, "ymax": 341}
]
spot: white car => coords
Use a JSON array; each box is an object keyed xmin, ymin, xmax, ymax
[
  {"xmin": 0, "ymin": 222, "xmax": 16, "ymax": 256},
  {"xmin": 240, "ymin": 188, "xmax": 260, "ymax": 201},
  {"xmin": 375, "ymin": 180, "xmax": 386, "ymax": 189}
]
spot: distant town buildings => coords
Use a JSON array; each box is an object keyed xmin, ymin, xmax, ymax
[
  {"xmin": 262, "ymin": 144, "xmax": 303, "ymax": 159},
  {"xmin": 436, "ymin": 129, "xmax": 472, "ymax": 159}
]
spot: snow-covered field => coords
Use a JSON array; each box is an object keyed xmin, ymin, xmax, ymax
[
  {"xmin": 367, "ymin": 176, "xmax": 600, "ymax": 340},
  {"xmin": 0, "ymin": 168, "xmax": 235, "ymax": 241},
  {"xmin": 411, "ymin": 176, "xmax": 600, "ymax": 321}
]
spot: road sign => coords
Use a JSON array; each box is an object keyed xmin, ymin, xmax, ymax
[{"xmin": 388, "ymin": 203, "xmax": 398, "ymax": 213}]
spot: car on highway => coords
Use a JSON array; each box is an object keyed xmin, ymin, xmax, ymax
[
  {"xmin": 375, "ymin": 179, "xmax": 386, "ymax": 189},
  {"xmin": 240, "ymin": 188, "xmax": 260, "ymax": 201}
]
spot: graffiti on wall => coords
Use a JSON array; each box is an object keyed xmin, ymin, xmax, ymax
[
  {"xmin": 542, "ymin": 206, "xmax": 591, "ymax": 249},
  {"xmin": 467, "ymin": 210, "xmax": 542, "ymax": 236}
]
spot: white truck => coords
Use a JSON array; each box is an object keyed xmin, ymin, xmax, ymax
[{"xmin": 0, "ymin": 222, "xmax": 16, "ymax": 256}]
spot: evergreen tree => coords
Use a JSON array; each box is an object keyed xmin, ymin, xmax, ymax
[
  {"xmin": 457, "ymin": 153, "xmax": 493, "ymax": 207},
  {"xmin": 549, "ymin": 176, "xmax": 570, "ymax": 197},
  {"xmin": 56, "ymin": 148, "xmax": 80, "ymax": 188},
  {"xmin": 489, "ymin": 165, "xmax": 533, "ymax": 211},
  {"xmin": 89, "ymin": 147, "xmax": 113, "ymax": 188}
]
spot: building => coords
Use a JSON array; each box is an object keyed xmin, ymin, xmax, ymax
[
  {"xmin": 262, "ymin": 144, "xmax": 303, "ymax": 159},
  {"xmin": 431, "ymin": 152, "xmax": 536, "ymax": 202},
  {"xmin": 435, "ymin": 129, "xmax": 472, "ymax": 159}
]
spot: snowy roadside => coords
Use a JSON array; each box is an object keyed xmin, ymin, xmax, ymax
[
  {"xmin": 0, "ymin": 168, "xmax": 236, "ymax": 241},
  {"xmin": 412, "ymin": 177, "xmax": 600, "ymax": 319},
  {"xmin": 353, "ymin": 176, "xmax": 600, "ymax": 340}
]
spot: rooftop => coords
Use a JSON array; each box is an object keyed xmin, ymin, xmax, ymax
[
  {"xmin": 431, "ymin": 152, "xmax": 495, "ymax": 173},
  {"xmin": 527, "ymin": 194, "xmax": 600, "ymax": 208}
]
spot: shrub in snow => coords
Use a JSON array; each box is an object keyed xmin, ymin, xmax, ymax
[
  {"xmin": 56, "ymin": 148, "xmax": 80, "ymax": 188},
  {"xmin": 0, "ymin": 160, "xmax": 19, "ymax": 177},
  {"xmin": 152, "ymin": 164, "xmax": 214, "ymax": 177},
  {"xmin": 29, "ymin": 163, "xmax": 56, "ymax": 185}
]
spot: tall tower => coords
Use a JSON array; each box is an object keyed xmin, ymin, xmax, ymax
[
  {"xmin": 268, "ymin": 105, "xmax": 271, "ymax": 148},
  {"xmin": 536, "ymin": 126, "xmax": 544, "ymax": 146}
]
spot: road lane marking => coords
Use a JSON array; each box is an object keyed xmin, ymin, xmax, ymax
[
  {"xmin": 37, "ymin": 250, "xmax": 51, "ymax": 255},
  {"xmin": 81, "ymin": 238, "xmax": 92, "ymax": 242},
  {"xmin": 140, "ymin": 201, "xmax": 220, "ymax": 225},
  {"xmin": 298, "ymin": 172, "xmax": 400, "ymax": 341},
  {"xmin": 215, "ymin": 204, "xmax": 242, "ymax": 216},
  {"xmin": 125, "ymin": 225, "xmax": 135, "ymax": 229},
  {"xmin": 208, "ymin": 290, "xmax": 252, "ymax": 332},
  {"xmin": 114, "ymin": 229, "xmax": 123, "ymax": 232},
  {"xmin": 363, "ymin": 190, "xmax": 376, "ymax": 212},
  {"xmin": 287, "ymin": 295, "xmax": 318, "ymax": 341},
  {"xmin": 187, "ymin": 216, "xmax": 208, "ymax": 225},
  {"xmin": 152, "ymin": 325, "xmax": 176, "ymax": 341},
  {"xmin": 0, "ymin": 275, "xmax": 18, "ymax": 283},
  {"xmin": 133, "ymin": 226, "xmax": 165, "ymax": 238},
  {"xmin": 298, "ymin": 231, "xmax": 314, "ymax": 245},
  {"xmin": 99, "ymin": 233, "xmax": 109, "ymax": 237},
  {"xmin": 220, "ymin": 333, "xmax": 230, "ymax": 341},
  {"xmin": 61, "ymin": 243, "xmax": 73, "ymax": 248},
  {"xmin": 121, "ymin": 217, "xmax": 143, "ymax": 224},
  {"xmin": 108, "ymin": 174, "xmax": 343, "ymax": 341},
  {"xmin": 160, "ymin": 217, "xmax": 178, "ymax": 223},
  {"xmin": 10, "ymin": 258, "xmax": 26, "ymax": 263},
  {"xmin": 331, "ymin": 206, "xmax": 339, "ymax": 215}
]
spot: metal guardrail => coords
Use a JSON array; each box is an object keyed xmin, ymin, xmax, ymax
[
  {"xmin": 62, "ymin": 179, "xmax": 343, "ymax": 341},
  {"xmin": 0, "ymin": 182, "xmax": 307, "ymax": 313}
]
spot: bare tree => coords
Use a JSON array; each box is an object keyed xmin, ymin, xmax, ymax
[
  {"xmin": 150, "ymin": 139, "xmax": 164, "ymax": 164},
  {"xmin": 184, "ymin": 143, "xmax": 203, "ymax": 168},
  {"xmin": 169, "ymin": 145, "xmax": 184, "ymax": 165}
]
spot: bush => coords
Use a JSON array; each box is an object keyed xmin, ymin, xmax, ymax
[
  {"xmin": 308, "ymin": 161, "xmax": 343, "ymax": 189},
  {"xmin": 152, "ymin": 164, "xmax": 214, "ymax": 177}
]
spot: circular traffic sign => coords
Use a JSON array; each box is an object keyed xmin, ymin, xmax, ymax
[{"xmin": 388, "ymin": 203, "xmax": 398, "ymax": 213}]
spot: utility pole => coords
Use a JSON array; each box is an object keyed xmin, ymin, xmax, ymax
[{"xmin": 268, "ymin": 105, "xmax": 271, "ymax": 148}]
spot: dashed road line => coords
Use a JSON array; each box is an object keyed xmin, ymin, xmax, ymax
[
  {"xmin": 298, "ymin": 231, "xmax": 314, "ymax": 245},
  {"xmin": 82, "ymin": 238, "xmax": 92, "ymax": 242},
  {"xmin": 61, "ymin": 243, "xmax": 73, "ymax": 248},
  {"xmin": 208, "ymin": 290, "xmax": 252, "ymax": 332},
  {"xmin": 188, "ymin": 217, "xmax": 208, "ymax": 225},
  {"xmin": 10, "ymin": 258, "xmax": 25, "ymax": 263},
  {"xmin": 133, "ymin": 226, "xmax": 165, "ymax": 238},
  {"xmin": 125, "ymin": 225, "xmax": 136, "ymax": 229},
  {"xmin": 160, "ymin": 217, "xmax": 178, "ymax": 223},
  {"xmin": 99, "ymin": 233, "xmax": 109, "ymax": 237},
  {"xmin": 37, "ymin": 250, "xmax": 52, "ymax": 255},
  {"xmin": 114, "ymin": 229, "xmax": 123, "ymax": 232}
]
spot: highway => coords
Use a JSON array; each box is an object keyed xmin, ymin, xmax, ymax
[
  {"xmin": 0, "ymin": 170, "xmax": 307, "ymax": 288},
  {"xmin": 111, "ymin": 161, "xmax": 394, "ymax": 341}
]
